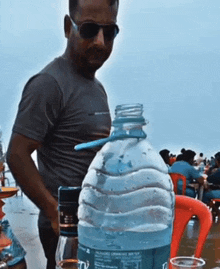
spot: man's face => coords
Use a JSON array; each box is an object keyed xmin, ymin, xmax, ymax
[{"xmin": 68, "ymin": 0, "xmax": 118, "ymax": 75}]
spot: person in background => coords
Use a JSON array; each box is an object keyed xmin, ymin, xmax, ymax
[
  {"xmin": 203, "ymin": 159, "xmax": 210, "ymax": 175},
  {"xmin": 204, "ymin": 152, "xmax": 220, "ymax": 187},
  {"xmin": 195, "ymin": 152, "xmax": 206, "ymax": 173},
  {"xmin": 176, "ymin": 153, "xmax": 184, "ymax": 161},
  {"xmin": 0, "ymin": 129, "xmax": 5, "ymax": 163},
  {"xmin": 196, "ymin": 152, "xmax": 204, "ymax": 166},
  {"xmin": 169, "ymin": 154, "xmax": 176, "ymax": 166},
  {"xmin": 206, "ymin": 156, "xmax": 218, "ymax": 176},
  {"xmin": 159, "ymin": 149, "xmax": 170, "ymax": 167},
  {"xmin": 6, "ymin": 0, "xmax": 120, "ymax": 268},
  {"xmin": 175, "ymin": 148, "xmax": 186, "ymax": 162},
  {"xmin": 181, "ymin": 148, "xmax": 186, "ymax": 155},
  {"xmin": 203, "ymin": 152, "xmax": 220, "ymax": 215},
  {"xmin": 169, "ymin": 150, "xmax": 205, "ymax": 198},
  {"xmin": 210, "ymin": 156, "xmax": 216, "ymax": 167}
]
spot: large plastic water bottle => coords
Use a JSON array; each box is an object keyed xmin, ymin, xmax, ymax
[{"xmin": 77, "ymin": 104, "xmax": 175, "ymax": 269}]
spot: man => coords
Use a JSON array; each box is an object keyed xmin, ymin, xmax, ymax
[
  {"xmin": 196, "ymin": 152, "xmax": 204, "ymax": 166},
  {"xmin": 206, "ymin": 155, "xmax": 218, "ymax": 176},
  {"xmin": 6, "ymin": 0, "xmax": 119, "ymax": 268},
  {"xmin": 203, "ymin": 152, "xmax": 220, "ymax": 206},
  {"xmin": 207, "ymin": 152, "xmax": 220, "ymax": 184},
  {"xmin": 169, "ymin": 154, "xmax": 176, "ymax": 166},
  {"xmin": 169, "ymin": 150, "xmax": 204, "ymax": 198}
]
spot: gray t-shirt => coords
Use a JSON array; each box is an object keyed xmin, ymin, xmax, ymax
[{"xmin": 13, "ymin": 57, "xmax": 111, "ymax": 226}]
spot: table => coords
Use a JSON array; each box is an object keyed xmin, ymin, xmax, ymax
[
  {"xmin": 188, "ymin": 175, "xmax": 208, "ymax": 201},
  {"xmin": 0, "ymin": 187, "xmax": 18, "ymax": 251}
]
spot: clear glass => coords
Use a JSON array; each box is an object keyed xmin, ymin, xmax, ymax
[
  {"xmin": 55, "ymin": 235, "xmax": 78, "ymax": 269},
  {"xmin": 57, "ymin": 259, "xmax": 78, "ymax": 269},
  {"xmin": 170, "ymin": 256, "xmax": 206, "ymax": 269}
]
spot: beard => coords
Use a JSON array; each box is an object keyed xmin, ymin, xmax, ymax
[
  {"xmin": 70, "ymin": 41, "xmax": 113, "ymax": 78},
  {"xmin": 83, "ymin": 46, "xmax": 111, "ymax": 71}
]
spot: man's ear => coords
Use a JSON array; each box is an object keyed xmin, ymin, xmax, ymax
[{"xmin": 64, "ymin": 15, "xmax": 71, "ymax": 38}]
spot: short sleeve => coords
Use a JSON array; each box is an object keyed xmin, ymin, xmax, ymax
[{"xmin": 13, "ymin": 73, "xmax": 63, "ymax": 142}]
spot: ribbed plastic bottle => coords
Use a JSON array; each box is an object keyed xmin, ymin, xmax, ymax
[{"xmin": 77, "ymin": 104, "xmax": 175, "ymax": 269}]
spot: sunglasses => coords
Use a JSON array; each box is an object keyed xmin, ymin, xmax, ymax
[{"xmin": 70, "ymin": 17, "xmax": 119, "ymax": 41}]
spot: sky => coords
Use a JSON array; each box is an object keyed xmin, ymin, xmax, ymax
[{"xmin": 1, "ymin": 0, "xmax": 220, "ymax": 159}]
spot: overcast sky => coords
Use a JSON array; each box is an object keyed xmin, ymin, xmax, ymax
[{"xmin": 1, "ymin": 0, "xmax": 220, "ymax": 159}]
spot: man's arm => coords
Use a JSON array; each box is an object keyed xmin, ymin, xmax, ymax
[{"xmin": 6, "ymin": 132, "xmax": 59, "ymax": 234}]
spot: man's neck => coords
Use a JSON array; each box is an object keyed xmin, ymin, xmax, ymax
[{"xmin": 62, "ymin": 51, "xmax": 95, "ymax": 80}]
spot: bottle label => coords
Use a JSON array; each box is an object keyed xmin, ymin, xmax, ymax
[
  {"xmin": 78, "ymin": 243, "xmax": 170, "ymax": 269},
  {"xmin": 59, "ymin": 205, "xmax": 78, "ymax": 227},
  {"xmin": 60, "ymin": 211, "xmax": 75, "ymax": 227}
]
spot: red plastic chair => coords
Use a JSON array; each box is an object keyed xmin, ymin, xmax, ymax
[
  {"xmin": 169, "ymin": 173, "xmax": 187, "ymax": 195},
  {"xmin": 169, "ymin": 195, "xmax": 213, "ymax": 268}
]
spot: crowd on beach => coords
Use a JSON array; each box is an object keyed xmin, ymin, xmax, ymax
[
  {"xmin": 159, "ymin": 148, "xmax": 220, "ymax": 217},
  {"xmin": 160, "ymin": 148, "xmax": 216, "ymax": 171}
]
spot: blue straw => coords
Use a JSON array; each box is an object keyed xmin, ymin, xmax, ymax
[{"xmin": 74, "ymin": 133, "xmax": 146, "ymax": 151}]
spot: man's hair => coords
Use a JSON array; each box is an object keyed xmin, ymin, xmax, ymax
[
  {"xmin": 180, "ymin": 148, "xmax": 185, "ymax": 154},
  {"xmin": 182, "ymin": 150, "xmax": 196, "ymax": 163},
  {"xmin": 159, "ymin": 149, "xmax": 170, "ymax": 157},
  {"xmin": 69, "ymin": 0, "xmax": 119, "ymax": 18},
  {"xmin": 215, "ymin": 152, "xmax": 220, "ymax": 161}
]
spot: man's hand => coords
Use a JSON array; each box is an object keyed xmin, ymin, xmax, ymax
[
  {"xmin": 203, "ymin": 179, "xmax": 209, "ymax": 190},
  {"xmin": 51, "ymin": 214, "xmax": 60, "ymax": 236},
  {"xmin": 197, "ymin": 176, "xmax": 205, "ymax": 185},
  {"xmin": 45, "ymin": 201, "xmax": 59, "ymax": 235}
]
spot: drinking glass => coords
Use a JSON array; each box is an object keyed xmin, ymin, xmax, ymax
[
  {"xmin": 57, "ymin": 258, "xmax": 79, "ymax": 268},
  {"xmin": 170, "ymin": 256, "xmax": 205, "ymax": 269}
]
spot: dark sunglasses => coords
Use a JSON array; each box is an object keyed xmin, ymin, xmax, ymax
[{"xmin": 70, "ymin": 17, "xmax": 119, "ymax": 41}]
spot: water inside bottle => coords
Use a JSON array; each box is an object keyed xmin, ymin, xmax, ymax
[{"xmin": 78, "ymin": 104, "xmax": 175, "ymax": 269}]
